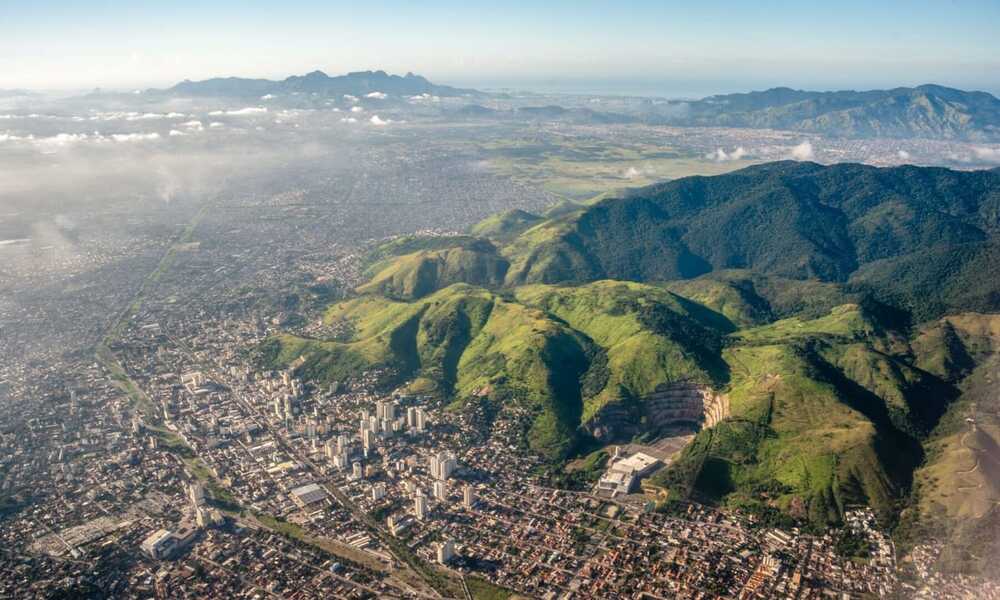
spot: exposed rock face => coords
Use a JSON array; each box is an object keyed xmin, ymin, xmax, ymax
[
  {"xmin": 583, "ymin": 381, "xmax": 730, "ymax": 443},
  {"xmin": 646, "ymin": 382, "xmax": 730, "ymax": 429}
]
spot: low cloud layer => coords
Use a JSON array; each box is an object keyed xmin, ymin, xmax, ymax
[
  {"xmin": 790, "ymin": 141, "xmax": 815, "ymax": 161},
  {"xmin": 707, "ymin": 146, "xmax": 747, "ymax": 161},
  {"xmin": 208, "ymin": 107, "xmax": 267, "ymax": 116}
]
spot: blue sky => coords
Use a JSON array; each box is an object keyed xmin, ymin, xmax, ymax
[{"xmin": 3, "ymin": 0, "xmax": 999, "ymax": 95}]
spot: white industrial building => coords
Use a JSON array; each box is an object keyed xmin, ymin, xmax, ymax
[{"xmin": 596, "ymin": 451, "xmax": 661, "ymax": 497}]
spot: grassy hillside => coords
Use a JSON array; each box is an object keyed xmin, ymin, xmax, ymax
[
  {"xmin": 470, "ymin": 209, "xmax": 544, "ymax": 242},
  {"xmin": 263, "ymin": 277, "xmax": 961, "ymax": 529},
  {"xmin": 261, "ymin": 285, "xmax": 592, "ymax": 460},
  {"xmin": 359, "ymin": 240, "xmax": 509, "ymax": 300},
  {"xmin": 653, "ymin": 303, "xmax": 953, "ymax": 526},
  {"xmin": 900, "ymin": 314, "xmax": 1000, "ymax": 577},
  {"xmin": 514, "ymin": 281, "xmax": 731, "ymax": 422}
]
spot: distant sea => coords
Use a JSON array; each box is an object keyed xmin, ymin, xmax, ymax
[
  {"xmin": 456, "ymin": 79, "xmax": 728, "ymax": 100},
  {"xmin": 447, "ymin": 78, "xmax": 1000, "ymax": 100}
]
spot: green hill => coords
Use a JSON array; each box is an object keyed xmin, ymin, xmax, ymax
[
  {"xmin": 542, "ymin": 199, "xmax": 585, "ymax": 219},
  {"xmin": 260, "ymin": 285, "xmax": 592, "ymax": 459},
  {"xmin": 359, "ymin": 238, "xmax": 508, "ymax": 300},
  {"xmin": 470, "ymin": 209, "xmax": 544, "ymax": 242},
  {"xmin": 261, "ymin": 162, "xmax": 1000, "ymax": 535},
  {"xmin": 514, "ymin": 281, "xmax": 732, "ymax": 424},
  {"xmin": 654, "ymin": 303, "xmax": 944, "ymax": 525},
  {"xmin": 501, "ymin": 162, "xmax": 1000, "ymax": 321},
  {"xmin": 262, "ymin": 281, "xmax": 960, "ymax": 527}
]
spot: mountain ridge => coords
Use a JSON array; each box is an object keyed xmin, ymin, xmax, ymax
[
  {"xmin": 154, "ymin": 69, "xmax": 480, "ymax": 98},
  {"xmin": 669, "ymin": 84, "xmax": 1000, "ymax": 140}
]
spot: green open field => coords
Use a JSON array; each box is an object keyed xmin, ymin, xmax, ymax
[{"xmin": 482, "ymin": 136, "xmax": 759, "ymax": 199}]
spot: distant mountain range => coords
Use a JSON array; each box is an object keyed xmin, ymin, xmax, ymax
[
  {"xmin": 456, "ymin": 84, "xmax": 1000, "ymax": 141},
  {"xmin": 155, "ymin": 71, "xmax": 1000, "ymax": 140},
  {"xmin": 655, "ymin": 84, "xmax": 1000, "ymax": 141},
  {"xmin": 154, "ymin": 69, "xmax": 480, "ymax": 98}
]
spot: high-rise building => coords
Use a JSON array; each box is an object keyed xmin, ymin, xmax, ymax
[
  {"xmin": 352, "ymin": 462, "xmax": 363, "ymax": 480},
  {"xmin": 463, "ymin": 484, "xmax": 475, "ymax": 509},
  {"xmin": 436, "ymin": 539, "xmax": 454, "ymax": 564},
  {"xmin": 428, "ymin": 451, "xmax": 457, "ymax": 480},
  {"xmin": 433, "ymin": 480, "xmax": 447, "ymax": 501},
  {"xmin": 333, "ymin": 453, "xmax": 348, "ymax": 470},
  {"xmin": 372, "ymin": 483, "xmax": 386, "ymax": 501},
  {"xmin": 429, "ymin": 451, "xmax": 457, "ymax": 480},
  {"xmin": 414, "ymin": 494, "xmax": 428, "ymax": 520},
  {"xmin": 441, "ymin": 455, "xmax": 456, "ymax": 480},
  {"xmin": 415, "ymin": 408, "xmax": 426, "ymax": 432},
  {"xmin": 189, "ymin": 482, "xmax": 205, "ymax": 507},
  {"xmin": 376, "ymin": 400, "xmax": 397, "ymax": 422}
]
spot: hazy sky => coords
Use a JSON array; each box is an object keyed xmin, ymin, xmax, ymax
[{"xmin": 3, "ymin": 0, "xmax": 1000, "ymax": 95}]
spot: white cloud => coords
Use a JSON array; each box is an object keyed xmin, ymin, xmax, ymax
[
  {"xmin": 208, "ymin": 122, "xmax": 224, "ymax": 128},
  {"xmin": 110, "ymin": 132, "xmax": 160, "ymax": 142},
  {"xmin": 168, "ymin": 129, "xmax": 185, "ymax": 137},
  {"xmin": 127, "ymin": 111, "xmax": 184, "ymax": 121},
  {"xmin": 208, "ymin": 107, "xmax": 267, "ymax": 116},
  {"xmin": 622, "ymin": 165, "xmax": 655, "ymax": 179},
  {"xmin": 897, "ymin": 150, "xmax": 911, "ymax": 161},
  {"xmin": 350, "ymin": 106, "xmax": 364, "ymax": 113},
  {"xmin": 370, "ymin": 115, "xmax": 390, "ymax": 126},
  {"xmin": 972, "ymin": 146, "xmax": 1000, "ymax": 163},
  {"xmin": 37, "ymin": 132, "xmax": 90, "ymax": 146},
  {"xmin": 408, "ymin": 93, "xmax": 440, "ymax": 103},
  {"xmin": 790, "ymin": 141, "xmax": 815, "ymax": 161},
  {"xmin": 365, "ymin": 91, "xmax": 387, "ymax": 100},
  {"xmin": 261, "ymin": 94, "xmax": 276, "ymax": 100},
  {"xmin": 92, "ymin": 111, "xmax": 185, "ymax": 121},
  {"xmin": 181, "ymin": 120, "xmax": 204, "ymax": 130},
  {"xmin": 343, "ymin": 94, "xmax": 359, "ymax": 103},
  {"xmin": 339, "ymin": 117, "xmax": 358, "ymax": 123},
  {"xmin": 707, "ymin": 146, "xmax": 748, "ymax": 161}
]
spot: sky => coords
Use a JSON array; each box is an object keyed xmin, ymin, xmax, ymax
[{"xmin": 2, "ymin": 0, "xmax": 1000, "ymax": 96}]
